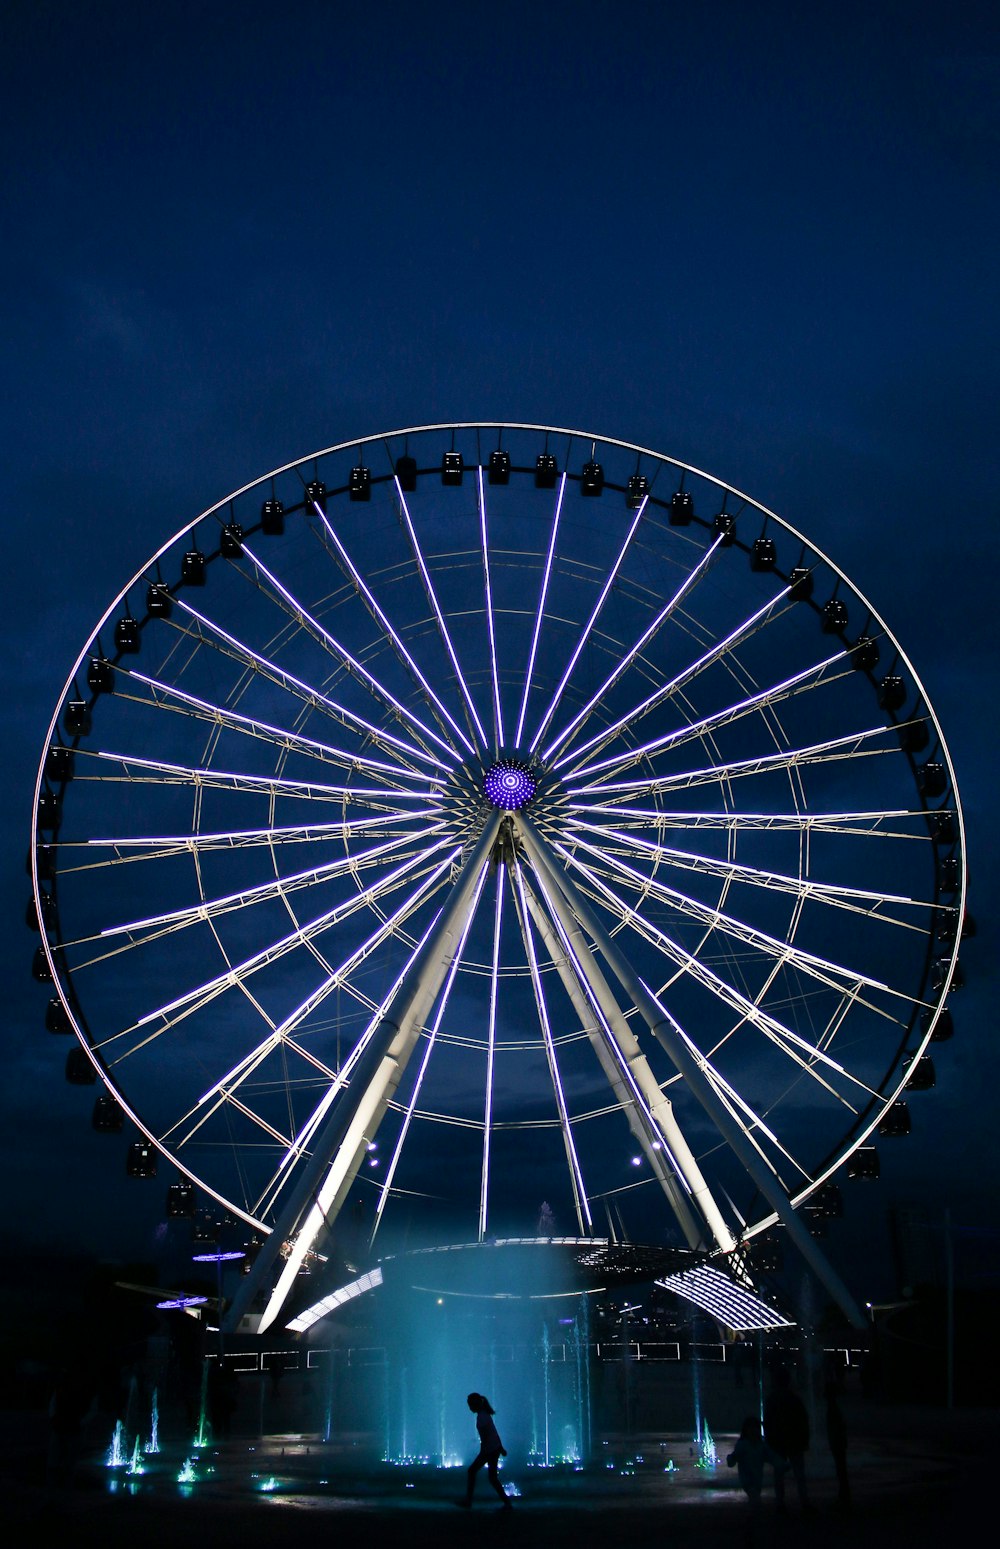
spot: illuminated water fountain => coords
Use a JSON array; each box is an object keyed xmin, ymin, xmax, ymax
[
  {"xmin": 106, "ymin": 1420, "xmax": 127, "ymax": 1469},
  {"xmin": 193, "ymin": 1359, "xmax": 211, "ymax": 1449},
  {"xmin": 144, "ymin": 1387, "xmax": 160, "ymax": 1455},
  {"xmin": 375, "ymin": 1242, "xmax": 593, "ymax": 1470},
  {"xmin": 695, "ymin": 1417, "xmax": 717, "ymax": 1469}
]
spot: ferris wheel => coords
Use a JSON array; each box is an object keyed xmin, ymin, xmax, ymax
[{"xmin": 31, "ymin": 423, "xmax": 965, "ymax": 1332}]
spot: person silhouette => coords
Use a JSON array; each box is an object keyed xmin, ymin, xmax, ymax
[
  {"xmin": 460, "ymin": 1392, "xmax": 511, "ymax": 1508},
  {"xmin": 763, "ymin": 1367, "xmax": 810, "ymax": 1511},
  {"xmin": 728, "ymin": 1414, "xmax": 786, "ymax": 1540}
]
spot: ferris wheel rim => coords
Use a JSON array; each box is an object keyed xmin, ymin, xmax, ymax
[{"xmin": 30, "ymin": 421, "xmax": 966, "ymax": 1255}]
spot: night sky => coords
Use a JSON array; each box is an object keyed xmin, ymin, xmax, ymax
[{"xmin": 2, "ymin": 0, "xmax": 998, "ymax": 1305}]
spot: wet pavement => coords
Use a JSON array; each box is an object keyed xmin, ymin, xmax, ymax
[{"xmin": 5, "ymin": 1406, "xmax": 993, "ymax": 1548}]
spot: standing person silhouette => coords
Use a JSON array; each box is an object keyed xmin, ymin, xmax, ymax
[
  {"xmin": 728, "ymin": 1416, "xmax": 786, "ymax": 1541},
  {"xmin": 460, "ymin": 1392, "xmax": 511, "ymax": 1508},
  {"xmin": 763, "ymin": 1367, "xmax": 810, "ymax": 1512}
]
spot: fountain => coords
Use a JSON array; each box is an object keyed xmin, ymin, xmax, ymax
[
  {"xmin": 373, "ymin": 1242, "xmax": 594, "ymax": 1470},
  {"xmin": 695, "ymin": 1417, "xmax": 717, "ymax": 1469},
  {"xmin": 193, "ymin": 1358, "xmax": 211, "ymax": 1448},
  {"xmin": 144, "ymin": 1387, "xmax": 160, "ymax": 1454},
  {"xmin": 106, "ymin": 1419, "xmax": 127, "ymax": 1468}
]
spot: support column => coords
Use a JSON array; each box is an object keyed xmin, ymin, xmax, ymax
[
  {"xmin": 516, "ymin": 814, "xmax": 867, "ymax": 1330},
  {"xmin": 226, "ymin": 812, "xmax": 502, "ymax": 1334},
  {"xmin": 520, "ymin": 871, "xmax": 704, "ymax": 1249},
  {"xmin": 520, "ymin": 842, "xmax": 734, "ymax": 1254}
]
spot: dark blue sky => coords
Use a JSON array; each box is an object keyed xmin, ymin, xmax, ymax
[{"xmin": 2, "ymin": 0, "xmax": 997, "ymax": 1298}]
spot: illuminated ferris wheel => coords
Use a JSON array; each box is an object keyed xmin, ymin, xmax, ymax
[{"xmin": 31, "ymin": 424, "xmax": 965, "ymax": 1331}]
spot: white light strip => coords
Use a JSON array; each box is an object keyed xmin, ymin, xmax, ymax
[
  {"xmin": 238, "ymin": 544, "xmax": 456, "ymax": 762},
  {"xmin": 393, "ymin": 477, "xmax": 489, "ymax": 748},
  {"xmin": 561, "ymin": 853, "xmax": 879, "ymax": 1111},
  {"xmin": 656, "ymin": 1265, "xmax": 792, "ymax": 1332},
  {"xmin": 557, "ymin": 833, "xmax": 900, "ymax": 1008},
  {"xmin": 558, "ymin": 583, "xmax": 792, "ymax": 774},
  {"xmin": 98, "ymin": 827, "xmax": 443, "ymax": 941},
  {"xmin": 261, "ymin": 894, "xmax": 455, "ymax": 1192},
  {"xmin": 311, "ymin": 495, "xmax": 477, "ymax": 757},
  {"xmin": 95, "ymin": 749, "xmax": 439, "ymax": 806},
  {"xmin": 478, "ymin": 466, "xmax": 505, "ymax": 749},
  {"xmin": 130, "ymin": 839, "xmax": 455, "ymax": 1031},
  {"xmin": 568, "ymin": 818, "xmax": 926, "ymax": 918},
  {"xmin": 566, "ymin": 723, "xmax": 901, "ymax": 801},
  {"xmin": 169, "ymin": 590, "xmax": 448, "ymax": 768},
  {"xmin": 515, "ymin": 472, "xmax": 566, "ymax": 748},
  {"xmin": 187, "ymin": 847, "xmax": 462, "ymax": 1121},
  {"xmin": 85, "ymin": 809, "xmax": 434, "ymax": 853},
  {"xmin": 565, "ymin": 648, "xmax": 850, "ymax": 784},
  {"xmin": 529, "ymin": 496, "xmax": 648, "ymax": 754},
  {"xmin": 543, "ymin": 532, "xmax": 722, "ymax": 763},
  {"xmin": 285, "ymin": 1268, "xmax": 384, "ymax": 1332}
]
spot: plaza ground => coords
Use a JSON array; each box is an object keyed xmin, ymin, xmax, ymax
[{"xmin": 5, "ymin": 1402, "xmax": 995, "ymax": 1549}]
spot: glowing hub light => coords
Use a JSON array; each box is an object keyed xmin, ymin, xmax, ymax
[{"xmin": 483, "ymin": 760, "xmax": 537, "ymax": 811}]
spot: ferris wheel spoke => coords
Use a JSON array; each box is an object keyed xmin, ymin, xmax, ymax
[
  {"xmin": 565, "ymin": 647, "xmax": 853, "ymax": 786},
  {"xmin": 514, "ymin": 472, "xmax": 567, "ymax": 748},
  {"xmin": 67, "ymin": 810, "xmax": 435, "ymax": 873},
  {"xmin": 370, "ymin": 861, "xmax": 491, "ymax": 1245},
  {"xmin": 557, "ymin": 584, "xmax": 794, "ymax": 777},
  {"xmin": 567, "ymin": 804, "xmax": 934, "ymax": 839},
  {"xmin": 167, "ymin": 858, "xmax": 461, "ymax": 1169},
  {"xmin": 528, "ymin": 496, "xmax": 649, "ymax": 755},
  {"xmin": 568, "ymin": 722, "xmax": 907, "ymax": 802},
  {"xmin": 542, "ymin": 531, "xmax": 723, "ymax": 763},
  {"xmin": 556, "ymin": 853, "xmax": 881, "ymax": 1107},
  {"xmin": 137, "ymin": 601, "xmax": 445, "ymax": 780},
  {"xmin": 477, "ymin": 466, "xmax": 506, "ymax": 750},
  {"xmin": 88, "ymin": 749, "xmax": 441, "ymax": 811},
  {"xmin": 119, "ymin": 666, "xmax": 435, "ymax": 785},
  {"xmin": 163, "ymin": 1041, "xmax": 284, "ymax": 1150},
  {"xmin": 249, "ymin": 935, "xmax": 439, "ymax": 1219},
  {"xmin": 568, "ymin": 818, "xmax": 941, "ymax": 931},
  {"xmin": 677, "ymin": 1032, "xmax": 811, "ymax": 1187},
  {"xmin": 72, "ymin": 827, "xmax": 447, "ymax": 952},
  {"xmin": 234, "ymin": 542, "xmax": 458, "ymax": 763},
  {"xmin": 511, "ymin": 861, "xmax": 592, "ymax": 1235},
  {"xmin": 250, "ymin": 895, "xmax": 462, "ymax": 1221},
  {"xmin": 392, "ymin": 476, "xmax": 489, "ymax": 749},
  {"xmin": 264, "ymin": 849, "xmax": 468, "ymax": 1056},
  {"xmin": 93, "ymin": 839, "xmax": 457, "ymax": 1046},
  {"xmin": 559, "ymin": 837, "xmax": 912, "ymax": 1018},
  {"xmin": 308, "ymin": 492, "xmax": 478, "ymax": 757},
  {"xmin": 476, "ymin": 867, "xmax": 505, "ymax": 1240}
]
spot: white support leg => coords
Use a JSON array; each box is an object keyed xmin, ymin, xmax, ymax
[
  {"xmin": 520, "ymin": 871, "xmax": 705, "ymax": 1249},
  {"xmin": 520, "ymin": 841, "xmax": 735, "ymax": 1254},
  {"xmin": 225, "ymin": 812, "xmax": 502, "ymax": 1334},
  {"xmin": 517, "ymin": 814, "xmax": 867, "ymax": 1330}
]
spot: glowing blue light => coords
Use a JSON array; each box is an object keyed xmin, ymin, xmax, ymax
[{"xmin": 483, "ymin": 760, "xmax": 537, "ymax": 811}]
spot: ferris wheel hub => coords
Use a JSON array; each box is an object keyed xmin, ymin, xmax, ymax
[{"xmin": 483, "ymin": 758, "xmax": 538, "ymax": 811}]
